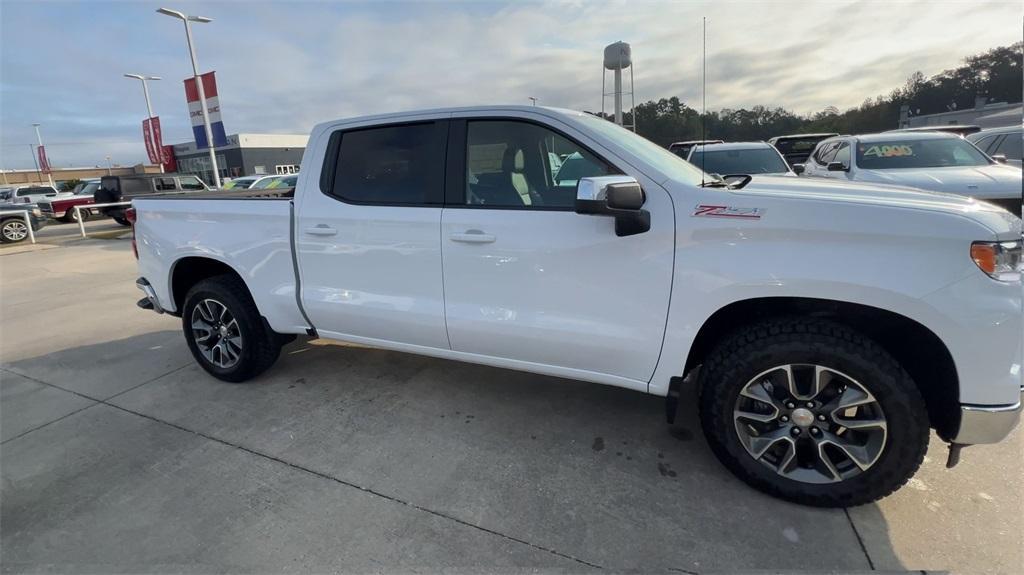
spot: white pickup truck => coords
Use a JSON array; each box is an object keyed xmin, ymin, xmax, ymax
[{"xmin": 132, "ymin": 106, "xmax": 1022, "ymax": 507}]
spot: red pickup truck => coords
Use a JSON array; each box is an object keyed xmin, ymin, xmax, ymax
[{"xmin": 38, "ymin": 181, "xmax": 99, "ymax": 223}]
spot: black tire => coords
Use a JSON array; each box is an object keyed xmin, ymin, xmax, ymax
[
  {"xmin": 113, "ymin": 216, "xmax": 131, "ymax": 227},
  {"xmin": 181, "ymin": 274, "xmax": 283, "ymax": 383},
  {"xmin": 698, "ymin": 317, "xmax": 929, "ymax": 507},
  {"xmin": 0, "ymin": 219, "xmax": 30, "ymax": 243}
]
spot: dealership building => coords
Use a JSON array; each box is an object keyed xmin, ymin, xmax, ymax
[{"xmin": 171, "ymin": 133, "xmax": 308, "ymax": 184}]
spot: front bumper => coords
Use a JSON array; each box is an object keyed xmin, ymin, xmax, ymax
[{"xmin": 952, "ymin": 388, "xmax": 1023, "ymax": 444}]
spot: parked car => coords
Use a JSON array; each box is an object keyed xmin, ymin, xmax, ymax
[
  {"xmin": 668, "ymin": 139, "xmax": 723, "ymax": 158},
  {"xmin": 888, "ymin": 125, "xmax": 982, "ymax": 137},
  {"xmin": 248, "ymin": 175, "xmax": 295, "ymax": 190},
  {"xmin": 967, "ymin": 126, "xmax": 1022, "ymax": 169},
  {"xmin": 39, "ymin": 180, "xmax": 102, "ymax": 223},
  {"xmin": 133, "ymin": 105, "xmax": 1021, "ymax": 507},
  {"xmin": 223, "ymin": 175, "xmax": 275, "ymax": 190},
  {"xmin": 4, "ymin": 185, "xmax": 65, "ymax": 205},
  {"xmin": 94, "ymin": 173, "xmax": 209, "ymax": 225},
  {"xmin": 767, "ymin": 133, "xmax": 838, "ymax": 166},
  {"xmin": 0, "ymin": 203, "xmax": 47, "ymax": 243},
  {"xmin": 685, "ymin": 142, "xmax": 795, "ymax": 176},
  {"xmin": 798, "ymin": 132, "xmax": 1022, "ymax": 216}
]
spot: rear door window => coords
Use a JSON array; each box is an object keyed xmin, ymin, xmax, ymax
[
  {"xmin": 155, "ymin": 178, "xmax": 177, "ymax": 191},
  {"xmin": 325, "ymin": 122, "xmax": 446, "ymax": 205}
]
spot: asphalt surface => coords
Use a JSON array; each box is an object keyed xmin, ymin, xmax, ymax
[{"xmin": 1, "ymin": 224, "xmax": 1021, "ymax": 573}]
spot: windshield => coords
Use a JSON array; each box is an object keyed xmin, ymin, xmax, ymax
[
  {"xmin": 78, "ymin": 183, "xmax": 100, "ymax": 195},
  {"xmin": 576, "ymin": 113, "xmax": 705, "ymax": 185},
  {"xmin": 688, "ymin": 147, "xmax": 790, "ymax": 175},
  {"xmin": 250, "ymin": 177, "xmax": 276, "ymax": 189},
  {"xmin": 856, "ymin": 138, "xmax": 991, "ymax": 169}
]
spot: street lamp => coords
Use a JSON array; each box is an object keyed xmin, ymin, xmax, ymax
[
  {"xmin": 124, "ymin": 74, "xmax": 165, "ymax": 173},
  {"xmin": 157, "ymin": 7, "xmax": 221, "ymax": 187},
  {"xmin": 528, "ymin": 97, "xmax": 538, "ymax": 106},
  {"xmin": 31, "ymin": 123, "xmax": 55, "ymax": 187}
]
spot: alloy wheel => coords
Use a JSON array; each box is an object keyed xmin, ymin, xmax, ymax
[
  {"xmin": 190, "ymin": 298, "xmax": 243, "ymax": 369},
  {"xmin": 733, "ymin": 364, "xmax": 887, "ymax": 484},
  {"xmin": 2, "ymin": 221, "xmax": 28, "ymax": 242}
]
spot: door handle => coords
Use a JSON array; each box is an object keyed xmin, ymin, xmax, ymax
[
  {"xmin": 449, "ymin": 230, "xmax": 496, "ymax": 244},
  {"xmin": 304, "ymin": 225, "xmax": 337, "ymax": 236}
]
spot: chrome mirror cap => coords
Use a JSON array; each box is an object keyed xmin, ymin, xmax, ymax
[{"xmin": 577, "ymin": 175, "xmax": 641, "ymax": 201}]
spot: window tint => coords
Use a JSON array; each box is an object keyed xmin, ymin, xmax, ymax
[
  {"xmin": 993, "ymin": 132, "xmax": 1022, "ymax": 160},
  {"xmin": 155, "ymin": 178, "xmax": 177, "ymax": 191},
  {"xmin": 179, "ymin": 176, "xmax": 205, "ymax": 190},
  {"xmin": 464, "ymin": 120, "xmax": 614, "ymax": 209},
  {"xmin": 328, "ymin": 122, "xmax": 445, "ymax": 205}
]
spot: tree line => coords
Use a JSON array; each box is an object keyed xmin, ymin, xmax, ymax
[{"xmin": 601, "ymin": 42, "xmax": 1022, "ymax": 147}]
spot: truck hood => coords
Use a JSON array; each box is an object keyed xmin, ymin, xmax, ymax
[
  {"xmin": 854, "ymin": 164, "xmax": 1021, "ymax": 200},
  {"xmin": 731, "ymin": 175, "xmax": 1020, "ymax": 236}
]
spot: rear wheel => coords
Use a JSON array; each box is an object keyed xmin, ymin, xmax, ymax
[
  {"xmin": 182, "ymin": 275, "xmax": 284, "ymax": 382},
  {"xmin": 1, "ymin": 219, "xmax": 30, "ymax": 243},
  {"xmin": 113, "ymin": 216, "xmax": 130, "ymax": 226},
  {"xmin": 698, "ymin": 317, "xmax": 929, "ymax": 507}
]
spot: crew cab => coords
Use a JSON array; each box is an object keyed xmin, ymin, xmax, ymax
[{"xmin": 133, "ymin": 106, "xmax": 1022, "ymax": 507}]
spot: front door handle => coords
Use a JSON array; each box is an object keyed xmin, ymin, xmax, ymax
[
  {"xmin": 449, "ymin": 230, "xmax": 496, "ymax": 244},
  {"xmin": 304, "ymin": 225, "xmax": 337, "ymax": 236}
]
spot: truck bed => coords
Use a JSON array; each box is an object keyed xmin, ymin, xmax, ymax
[{"xmin": 133, "ymin": 194, "xmax": 308, "ymax": 333}]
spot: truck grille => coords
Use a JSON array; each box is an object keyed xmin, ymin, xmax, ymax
[{"xmin": 38, "ymin": 201, "xmax": 55, "ymax": 217}]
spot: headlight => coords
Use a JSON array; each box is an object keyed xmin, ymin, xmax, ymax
[
  {"xmin": 32, "ymin": 207, "xmax": 42, "ymax": 217},
  {"xmin": 971, "ymin": 241, "xmax": 1022, "ymax": 282}
]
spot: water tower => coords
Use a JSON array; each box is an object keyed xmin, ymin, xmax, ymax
[{"xmin": 602, "ymin": 41, "xmax": 636, "ymax": 131}]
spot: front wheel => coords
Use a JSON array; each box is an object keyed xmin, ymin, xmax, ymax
[
  {"xmin": 1, "ymin": 219, "xmax": 30, "ymax": 243},
  {"xmin": 698, "ymin": 318, "xmax": 929, "ymax": 507},
  {"xmin": 182, "ymin": 275, "xmax": 284, "ymax": 382}
]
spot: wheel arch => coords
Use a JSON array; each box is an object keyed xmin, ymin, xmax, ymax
[
  {"xmin": 169, "ymin": 256, "xmax": 248, "ymax": 317},
  {"xmin": 675, "ymin": 296, "xmax": 960, "ymax": 440}
]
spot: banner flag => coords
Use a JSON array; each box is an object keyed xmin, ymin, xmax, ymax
[
  {"xmin": 37, "ymin": 146, "xmax": 51, "ymax": 173},
  {"xmin": 142, "ymin": 118, "xmax": 158, "ymax": 164},
  {"xmin": 183, "ymin": 71, "xmax": 228, "ymax": 149}
]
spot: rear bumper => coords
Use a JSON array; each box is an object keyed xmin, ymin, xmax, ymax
[
  {"xmin": 135, "ymin": 277, "xmax": 164, "ymax": 314},
  {"xmin": 952, "ymin": 388, "xmax": 1023, "ymax": 444}
]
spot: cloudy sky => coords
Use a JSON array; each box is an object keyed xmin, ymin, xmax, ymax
[{"xmin": 1, "ymin": 0, "xmax": 1020, "ymax": 170}]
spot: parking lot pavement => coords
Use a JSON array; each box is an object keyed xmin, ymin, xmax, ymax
[{"xmin": 1, "ymin": 239, "xmax": 1021, "ymax": 573}]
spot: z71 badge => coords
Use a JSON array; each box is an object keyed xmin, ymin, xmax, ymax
[{"xmin": 692, "ymin": 204, "xmax": 765, "ymax": 219}]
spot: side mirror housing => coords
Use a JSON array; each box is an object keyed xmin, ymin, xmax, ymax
[
  {"xmin": 992, "ymin": 154, "xmax": 1008, "ymax": 164},
  {"xmin": 792, "ymin": 163, "xmax": 805, "ymax": 175},
  {"xmin": 575, "ymin": 176, "xmax": 651, "ymax": 237},
  {"xmin": 827, "ymin": 161, "xmax": 848, "ymax": 172}
]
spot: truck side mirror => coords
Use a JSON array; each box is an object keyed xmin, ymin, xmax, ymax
[
  {"xmin": 792, "ymin": 163, "xmax": 805, "ymax": 175},
  {"xmin": 992, "ymin": 154, "xmax": 1008, "ymax": 164},
  {"xmin": 575, "ymin": 176, "xmax": 651, "ymax": 237},
  {"xmin": 827, "ymin": 161, "xmax": 848, "ymax": 172}
]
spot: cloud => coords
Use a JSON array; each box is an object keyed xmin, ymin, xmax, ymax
[{"xmin": 1, "ymin": 0, "xmax": 1020, "ymax": 168}]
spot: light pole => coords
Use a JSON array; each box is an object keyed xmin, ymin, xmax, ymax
[
  {"xmin": 106, "ymin": 156, "xmax": 112, "ymax": 175},
  {"xmin": 528, "ymin": 97, "xmax": 538, "ymax": 106},
  {"xmin": 157, "ymin": 7, "xmax": 220, "ymax": 187},
  {"xmin": 32, "ymin": 123, "xmax": 56, "ymax": 187},
  {"xmin": 124, "ymin": 73, "xmax": 165, "ymax": 173}
]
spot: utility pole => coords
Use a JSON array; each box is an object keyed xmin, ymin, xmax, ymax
[
  {"xmin": 32, "ymin": 123, "xmax": 56, "ymax": 187},
  {"xmin": 158, "ymin": 7, "xmax": 220, "ymax": 187}
]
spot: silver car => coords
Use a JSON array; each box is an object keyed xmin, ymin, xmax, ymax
[
  {"xmin": 967, "ymin": 126, "xmax": 1022, "ymax": 169},
  {"xmin": 798, "ymin": 132, "xmax": 1021, "ymax": 216}
]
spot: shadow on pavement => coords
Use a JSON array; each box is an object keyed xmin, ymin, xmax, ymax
[{"xmin": 2, "ymin": 332, "xmax": 904, "ymax": 572}]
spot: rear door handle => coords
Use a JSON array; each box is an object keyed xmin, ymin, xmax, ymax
[
  {"xmin": 304, "ymin": 225, "xmax": 337, "ymax": 236},
  {"xmin": 449, "ymin": 230, "xmax": 496, "ymax": 244}
]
